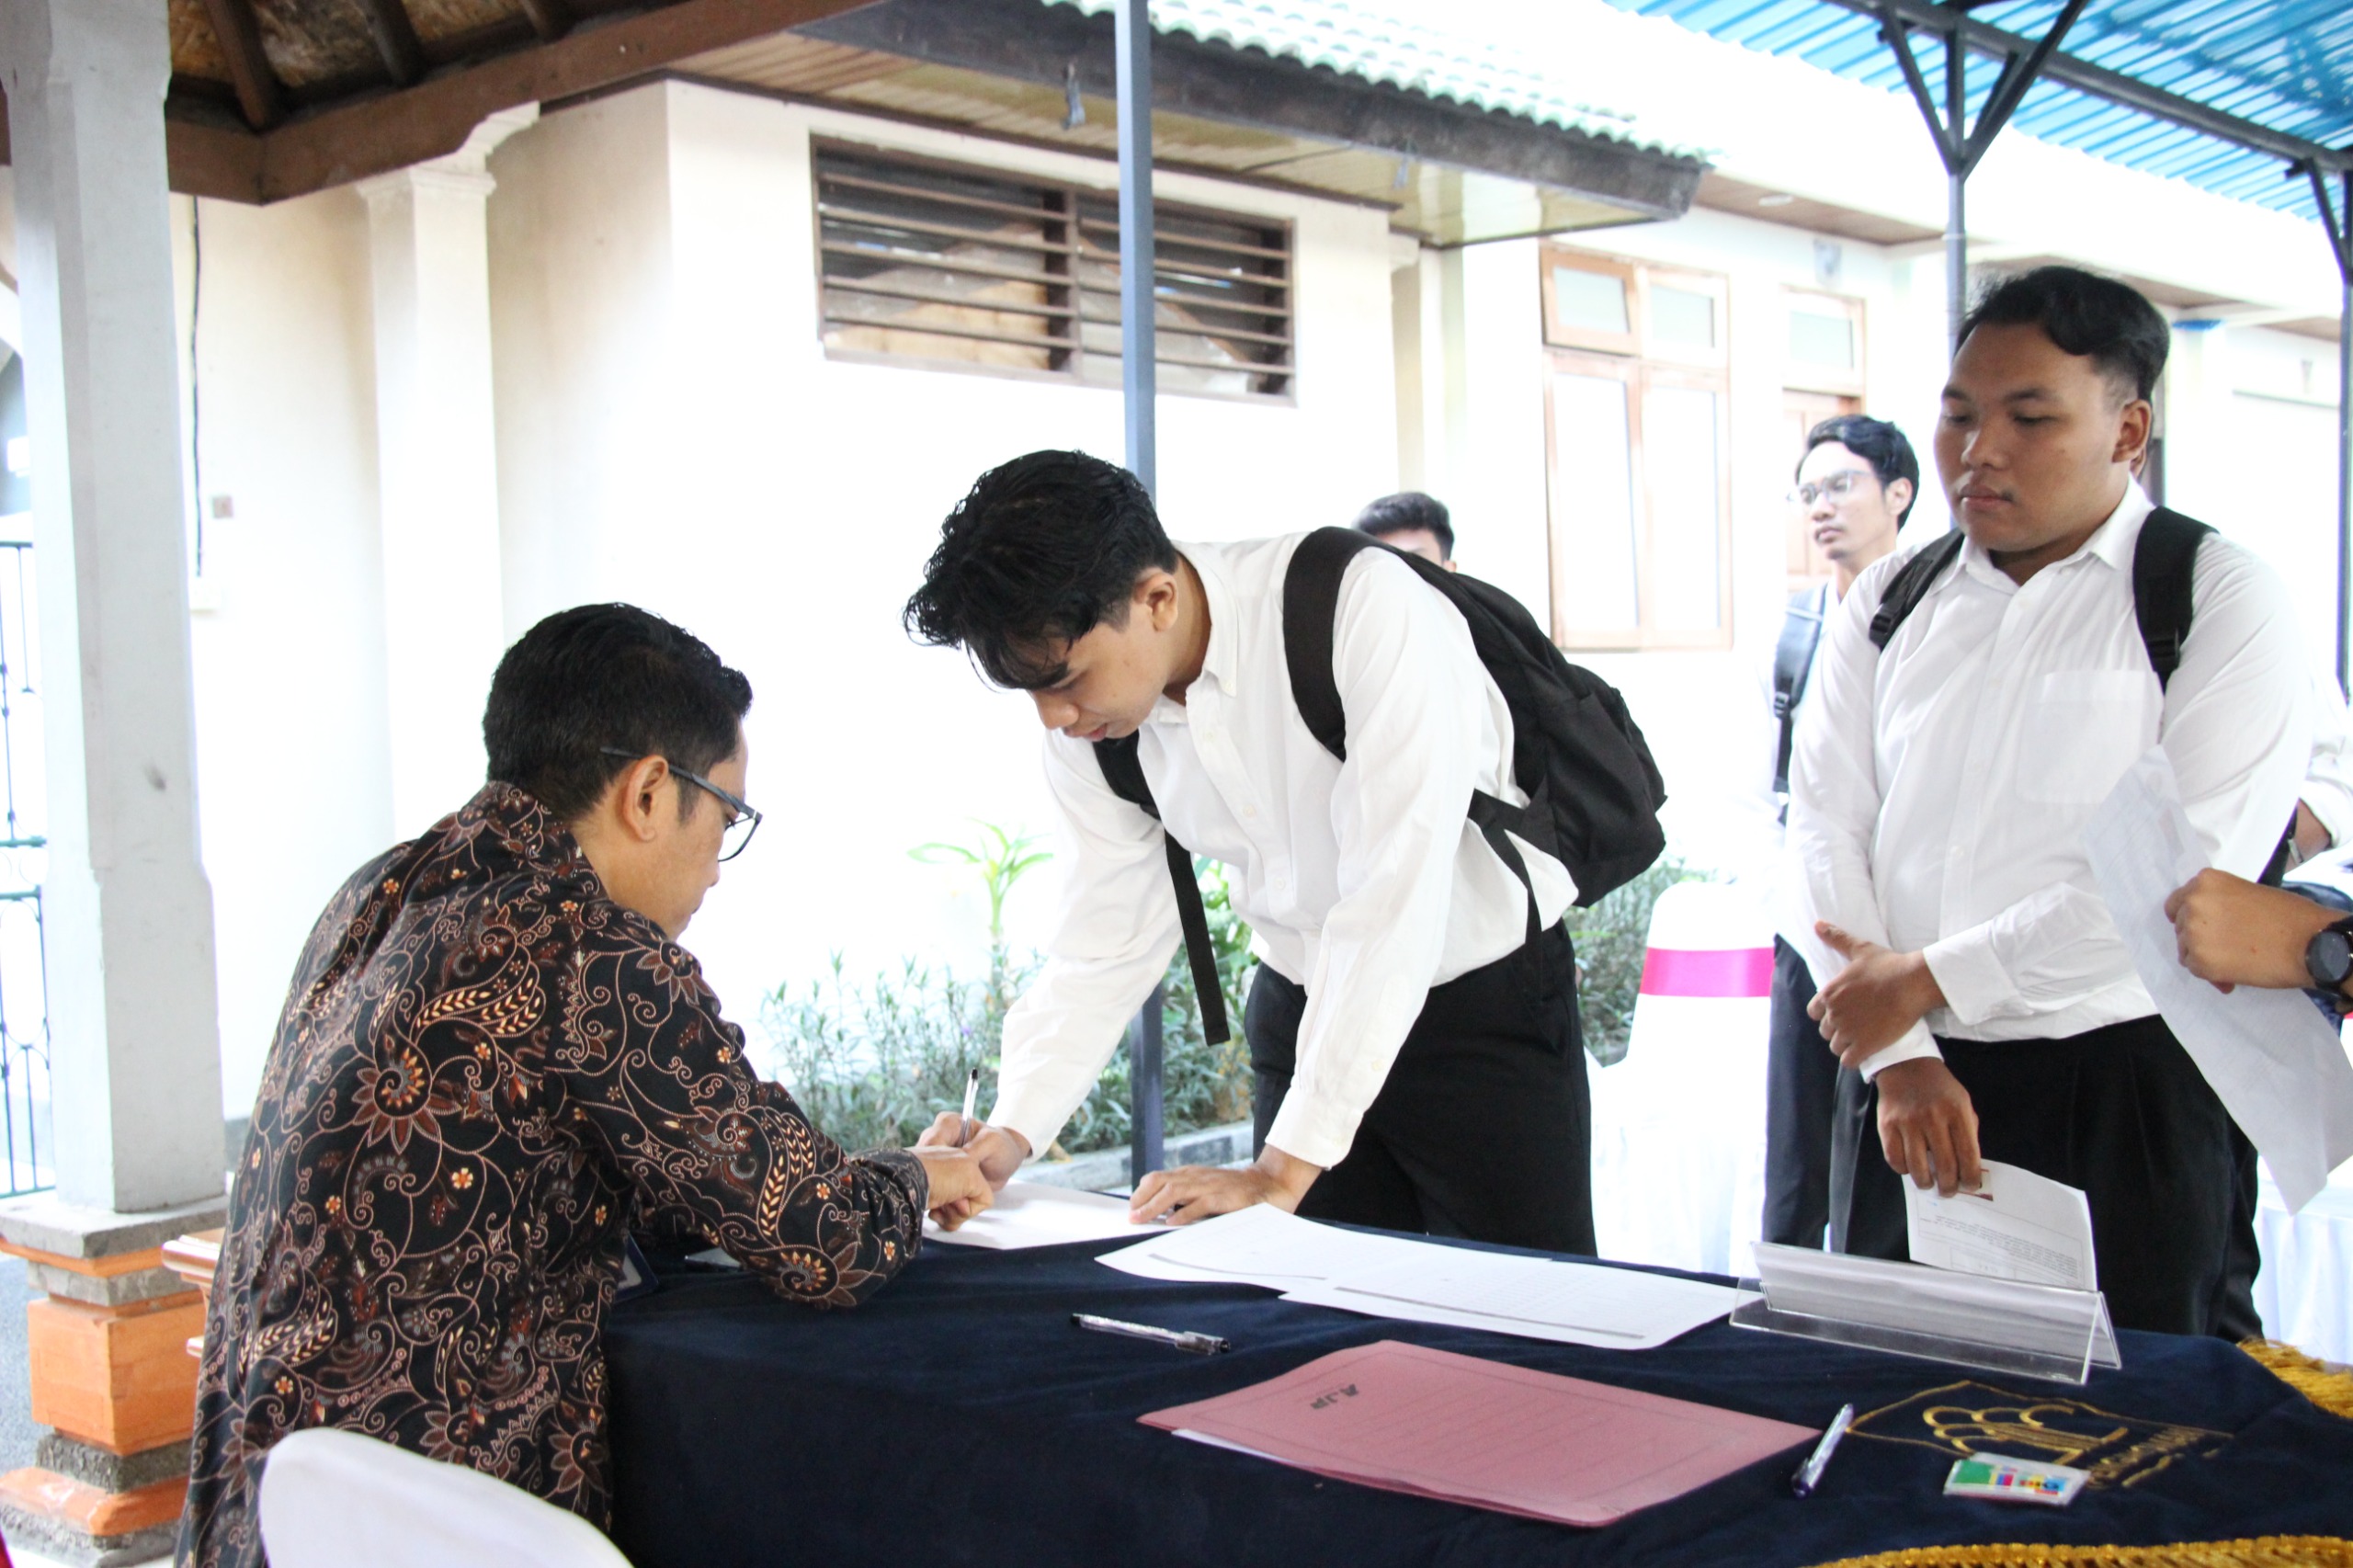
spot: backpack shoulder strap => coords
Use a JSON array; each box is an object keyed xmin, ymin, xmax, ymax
[
  {"xmin": 2132, "ymin": 506, "xmax": 2213, "ymax": 692},
  {"xmin": 1868, "ymin": 530, "xmax": 1966, "ymax": 652},
  {"xmin": 1771, "ymin": 584, "xmax": 1827, "ymax": 796},
  {"xmin": 1093, "ymin": 733, "xmax": 1159, "ymax": 820},
  {"xmin": 1282, "ymin": 527, "xmax": 1382, "ymax": 762},
  {"xmin": 1088, "ymin": 733, "xmax": 1229, "ymax": 1044}
]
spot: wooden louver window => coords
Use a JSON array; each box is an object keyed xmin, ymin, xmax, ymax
[{"xmin": 814, "ymin": 141, "xmax": 1293, "ymax": 398}]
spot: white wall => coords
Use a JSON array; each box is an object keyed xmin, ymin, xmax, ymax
[
  {"xmin": 169, "ymin": 188, "xmax": 396, "ymax": 1110},
  {"xmin": 486, "ymin": 81, "xmax": 1402, "ymax": 1071}
]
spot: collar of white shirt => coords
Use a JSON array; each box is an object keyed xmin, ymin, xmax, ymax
[{"xmin": 1950, "ymin": 481, "xmax": 2149, "ymax": 596}]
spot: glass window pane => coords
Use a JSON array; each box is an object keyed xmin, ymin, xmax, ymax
[
  {"xmin": 1552, "ymin": 267, "xmax": 1630, "ymax": 335},
  {"xmin": 1790, "ymin": 308, "xmax": 1857, "ymax": 369},
  {"xmin": 1551, "ymin": 373, "xmax": 1640, "ymax": 634},
  {"xmin": 1651, "ymin": 285, "xmax": 1717, "ymax": 349},
  {"xmin": 1644, "ymin": 384, "xmax": 1722, "ymax": 631}
]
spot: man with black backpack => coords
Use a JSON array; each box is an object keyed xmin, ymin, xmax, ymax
[
  {"xmin": 1762, "ymin": 415, "xmax": 1917, "ymax": 1253},
  {"xmin": 902, "ymin": 451, "xmax": 1664, "ymax": 1249},
  {"xmin": 1789, "ymin": 267, "xmax": 2311, "ymax": 1336}
]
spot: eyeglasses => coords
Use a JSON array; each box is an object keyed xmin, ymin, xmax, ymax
[
  {"xmin": 598, "ymin": 747, "xmax": 764, "ymax": 862},
  {"xmin": 1787, "ymin": 470, "xmax": 1876, "ymax": 507}
]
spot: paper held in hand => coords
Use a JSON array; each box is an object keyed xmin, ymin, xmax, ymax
[
  {"xmin": 1904, "ymin": 1160, "xmax": 2097, "ymax": 1290},
  {"xmin": 2082, "ymin": 748, "xmax": 2353, "ymax": 1211}
]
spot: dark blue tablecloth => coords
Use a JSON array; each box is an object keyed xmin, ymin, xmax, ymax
[{"xmin": 604, "ymin": 1234, "xmax": 2353, "ymax": 1568}]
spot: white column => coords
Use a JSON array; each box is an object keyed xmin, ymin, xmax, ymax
[
  {"xmin": 0, "ymin": 0, "xmax": 226, "ymax": 1211},
  {"xmin": 2161, "ymin": 319, "xmax": 2230, "ymax": 518},
  {"xmin": 360, "ymin": 108, "xmax": 536, "ymax": 837}
]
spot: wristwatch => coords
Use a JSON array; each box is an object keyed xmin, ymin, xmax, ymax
[{"xmin": 2302, "ymin": 916, "xmax": 2353, "ymax": 994}]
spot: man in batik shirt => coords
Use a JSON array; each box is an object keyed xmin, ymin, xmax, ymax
[{"xmin": 178, "ymin": 605, "xmax": 992, "ymax": 1568}]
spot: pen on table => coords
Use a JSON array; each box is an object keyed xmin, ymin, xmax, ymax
[
  {"xmin": 958, "ymin": 1066, "xmax": 979, "ymax": 1147},
  {"xmin": 1791, "ymin": 1403, "xmax": 1855, "ymax": 1498},
  {"xmin": 1071, "ymin": 1312, "xmax": 1230, "ymax": 1356}
]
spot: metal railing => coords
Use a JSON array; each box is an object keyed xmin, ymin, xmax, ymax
[{"xmin": 0, "ymin": 539, "xmax": 51, "ymax": 1198}]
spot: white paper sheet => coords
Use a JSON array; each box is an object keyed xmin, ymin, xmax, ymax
[
  {"xmin": 2084, "ymin": 749, "xmax": 2353, "ymax": 1211},
  {"xmin": 1904, "ymin": 1160, "xmax": 2097, "ymax": 1290},
  {"xmin": 1277, "ymin": 1251, "xmax": 1739, "ymax": 1350},
  {"xmin": 923, "ymin": 1181, "xmax": 1167, "ymax": 1250},
  {"xmin": 1094, "ymin": 1204, "xmax": 1439, "ymax": 1289}
]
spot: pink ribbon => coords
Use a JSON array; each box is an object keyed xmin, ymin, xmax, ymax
[{"xmin": 1639, "ymin": 946, "xmax": 1774, "ymax": 999}]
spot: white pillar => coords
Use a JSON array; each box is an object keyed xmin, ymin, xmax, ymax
[
  {"xmin": 0, "ymin": 0, "xmax": 226, "ymax": 1211},
  {"xmin": 360, "ymin": 108, "xmax": 536, "ymax": 837},
  {"xmin": 2162, "ymin": 318, "xmax": 2231, "ymax": 518}
]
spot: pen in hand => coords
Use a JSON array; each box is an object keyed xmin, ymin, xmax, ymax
[{"xmin": 958, "ymin": 1066, "xmax": 979, "ymax": 1148}]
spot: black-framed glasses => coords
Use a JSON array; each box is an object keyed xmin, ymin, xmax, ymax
[{"xmin": 599, "ymin": 747, "xmax": 763, "ymax": 861}]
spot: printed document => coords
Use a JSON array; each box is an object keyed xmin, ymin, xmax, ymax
[
  {"xmin": 1904, "ymin": 1161, "xmax": 2097, "ymax": 1290},
  {"xmin": 925, "ymin": 1182, "xmax": 1166, "ymax": 1250},
  {"xmin": 2084, "ymin": 750, "xmax": 2353, "ymax": 1210},
  {"xmin": 1278, "ymin": 1250, "xmax": 1740, "ymax": 1350},
  {"xmin": 1140, "ymin": 1339, "xmax": 1813, "ymax": 1527}
]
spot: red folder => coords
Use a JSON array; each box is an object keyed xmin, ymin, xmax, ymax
[{"xmin": 1140, "ymin": 1339, "xmax": 1815, "ymax": 1527}]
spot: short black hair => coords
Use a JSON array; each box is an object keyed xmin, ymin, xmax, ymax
[
  {"xmin": 904, "ymin": 449, "xmax": 1176, "ymax": 689},
  {"xmin": 483, "ymin": 604, "xmax": 753, "ymax": 820},
  {"xmin": 1799, "ymin": 415, "xmax": 1921, "ymax": 524},
  {"xmin": 1958, "ymin": 266, "xmax": 2169, "ymax": 403},
  {"xmin": 1354, "ymin": 492, "xmax": 1454, "ymax": 561}
]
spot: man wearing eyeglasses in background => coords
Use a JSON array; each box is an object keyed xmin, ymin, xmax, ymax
[
  {"xmin": 179, "ymin": 603, "xmax": 992, "ymax": 1568},
  {"xmin": 1760, "ymin": 415, "xmax": 1918, "ymax": 1251}
]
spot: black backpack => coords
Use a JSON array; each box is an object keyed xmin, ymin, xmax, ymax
[
  {"xmin": 1864, "ymin": 506, "xmax": 2297, "ymax": 883},
  {"xmin": 1770, "ymin": 582, "xmax": 1830, "ymax": 803},
  {"xmin": 1097, "ymin": 528, "xmax": 1669, "ymax": 1044}
]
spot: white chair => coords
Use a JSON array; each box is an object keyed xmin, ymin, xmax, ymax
[
  {"xmin": 258, "ymin": 1426, "xmax": 634, "ymax": 1568},
  {"xmin": 1587, "ymin": 881, "xmax": 1775, "ymax": 1278}
]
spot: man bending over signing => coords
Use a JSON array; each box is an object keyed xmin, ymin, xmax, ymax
[{"xmin": 178, "ymin": 605, "xmax": 992, "ymax": 1568}]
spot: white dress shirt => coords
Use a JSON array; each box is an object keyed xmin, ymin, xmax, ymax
[
  {"xmin": 990, "ymin": 535, "xmax": 1575, "ymax": 1170},
  {"xmin": 1789, "ymin": 483, "xmax": 2312, "ymax": 1077}
]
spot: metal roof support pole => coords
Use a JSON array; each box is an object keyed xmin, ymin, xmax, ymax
[
  {"xmin": 1880, "ymin": 0, "xmax": 2086, "ymax": 345},
  {"xmin": 1116, "ymin": 0, "xmax": 1156, "ymax": 498},
  {"xmin": 1114, "ymin": 0, "xmax": 1165, "ymax": 1182},
  {"xmin": 2306, "ymin": 162, "xmax": 2353, "ymax": 697}
]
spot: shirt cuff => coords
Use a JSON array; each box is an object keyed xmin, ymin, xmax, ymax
[
  {"xmin": 1263, "ymin": 1091, "xmax": 1362, "ymax": 1174},
  {"xmin": 986, "ymin": 1095, "xmax": 1069, "ymax": 1167},
  {"xmin": 1921, "ymin": 931, "xmax": 2012, "ymax": 1028},
  {"xmin": 1857, "ymin": 1020, "xmax": 1942, "ymax": 1082}
]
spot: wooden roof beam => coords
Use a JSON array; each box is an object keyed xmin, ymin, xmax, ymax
[
  {"xmin": 353, "ymin": 0, "xmax": 428, "ymax": 87},
  {"xmin": 196, "ymin": 0, "xmax": 288, "ymax": 130}
]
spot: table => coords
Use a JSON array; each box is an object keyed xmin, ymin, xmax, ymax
[{"xmin": 604, "ymin": 1236, "xmax": 2353, "ymax": 1568}]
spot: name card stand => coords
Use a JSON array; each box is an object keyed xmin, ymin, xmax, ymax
[{"xmin": 1733, "ymin": 1243, "xmax": 2121, "ymax": 1386}]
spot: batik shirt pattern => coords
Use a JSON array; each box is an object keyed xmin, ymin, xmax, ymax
[{"xmin": 178, "ymin": 784, "xmax": 926, "ymax": 1568}]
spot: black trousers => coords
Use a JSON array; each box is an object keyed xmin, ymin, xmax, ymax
[
  {"xmin": 1762, "ymin": 937, "xmax": 1839, "ymax": 1248},
  {"xmin": 1828, "ymin": 1015, "xmax": 2261, "ymax": 1339},
  {"xmin": 1247, "ymin": 922, "xmax": 1595, "ymax": 1255}
]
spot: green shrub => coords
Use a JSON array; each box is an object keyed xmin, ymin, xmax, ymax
[{"xmin": 760, "ymin": 827, "xmax": 1256, "ymax": 1157}]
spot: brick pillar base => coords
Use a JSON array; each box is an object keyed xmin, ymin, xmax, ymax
[{"xmin": 0, "ymin": 1194, "xmax": 228, "ymax": 1568}]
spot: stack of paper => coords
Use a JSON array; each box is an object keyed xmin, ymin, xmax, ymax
[
  {"xmin": 1099, "ymin": 1206, "xmax": 1740, "ymax": 1350},
  {"xmin": 925, "ymin": 1182, "xmax": 1168, "ymax": 1250},
  {"xmin": 1141, "ymin": 1339, "xmax": 1813, "ymax": 1527}
]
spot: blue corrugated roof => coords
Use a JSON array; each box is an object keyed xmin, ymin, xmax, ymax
[{"xmin": 1605, "ymin": 0, "xmax": 2352, "ymax": 224}]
